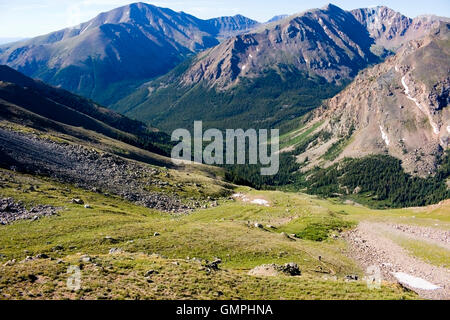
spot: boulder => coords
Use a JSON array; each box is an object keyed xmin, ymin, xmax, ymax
[
  {"xmin": 205, "ymin": 258, "xmax": 222, "ymax": 270},
  {"xmin": 248, "ymin": 263, "xmax": 301, "ymax": 277},
  {"xmin": 345, "ymin": 274, "xmax": 359, "ymax": 281},
  {"xmin": 281, "ymin": 263, "xmax": 301, "ymax": 276},
  {"xmin": 109, "ymin": 248, "xmax": 123, "ymax": 255},
  {"xmin": 72, "ymin": 198, "xmax": 84, "ymax": 205},
  {"xmin": 144, "ymin": 270, "xmax": 159, "ymax": 277}
]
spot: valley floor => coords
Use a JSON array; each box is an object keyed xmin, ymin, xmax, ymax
[{"xmin": 0, "ymin": 166, "xmax": 448, "ymax": 300}]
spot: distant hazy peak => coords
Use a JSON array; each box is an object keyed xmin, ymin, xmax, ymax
[
  {"xmin": 322, "ymin": 3, "xmax": 345, "ymax": 11},
  {"xmin": 266, "ymin": 15, "xmax": 289, "ymax": 23},
  {"xmin": 351, "ymin": 6, "xmax": 447, "ymax": 49}
]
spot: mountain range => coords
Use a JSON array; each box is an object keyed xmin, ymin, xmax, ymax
[
  {"xmin": 0, "ymin": 2, "xmax": 449, "ymax": 301},
  {"xmin": 0, "ymin": 2, "xmax": 448, "ymax": 189},
  {"xmin": 112, "ymin": 4, "xmax": 447, "ymax": 132},
  {"xmin": 0, "ymin": 2, "xmax": 259, "ymax": 105}
]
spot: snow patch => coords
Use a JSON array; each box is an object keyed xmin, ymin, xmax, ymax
[
  {"xmin": 250, "ymin": 199, "xmax": 269, "ymax": 206},
  {"xmin": 401, "ymin": 76, "xmax": 424, "ymax": 112},
  {"xmin": 80, "ymin": 22, "xmax": 93, "ymax": 35},
  {"xmin": 232, "ymin": 194, "xmax": 270, "ymax": 207},
  {"xmin": 379, "ymin": 126, "xmax": 390, "ymax": 146},
  {"xmin": 430, "ymin": 122, "xmax": 440, "ymax": 135},
  {"xmin": 401, "ymin": 75, "xmax": 440, "ymax": 135},
  {"xmin": 447, "ymin": 126, "xmax": 450, "ymax": 134},
  {"xmin": 392, "ymin": 273, "xmax": 441, "ymax": 290},
  {"xmin": 249, "ymin": 54, "xmax": 253, "ymax": 59}
]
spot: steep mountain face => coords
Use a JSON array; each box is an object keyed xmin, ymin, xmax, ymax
[
  {"xmin": 0, "ymin": 2, "xmax": 258, "ymax": 105},
  {"xmin": 351, "ymin": 6, "xmax": 449, "ymax": 49},
  {"xmin": 180, "ymin": 4, "xmax": 381, "ymax": 88},
  {"xmin": 114, "ymin": 4, "xmax": 391, "ymax": 131},
  {"xmin": 174, "ymin": 5, "xmax": 447, "ymax": 90},
  {"xmin": 0, "ymin": 65, "xmax": 171, "ymax": 156},
  {"xmin": 290, "ymin": 23, "xmax": 450, "ymax": 177}
]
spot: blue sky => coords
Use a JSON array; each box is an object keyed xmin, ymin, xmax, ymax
[{"xmin": 1, "ymin": 0, "xmax": 449, "ymax": 38}]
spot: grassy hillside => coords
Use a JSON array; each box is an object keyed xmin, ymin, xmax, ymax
[
  {"xmin": 0, "ymin": 117, "xmax": 446, "ymax": 300},
  {"xmin": 0, "ymin": 168, "xmax": 420, "ymax": 300}
]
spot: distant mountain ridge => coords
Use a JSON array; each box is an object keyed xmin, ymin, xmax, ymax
[
  {"xmin": 266, "ymin": 15, "xmax": 289, "ymax": 23},
  {"xmin": 176, "ymin": 4, "xmax": 447, "ymax": 89},
  {"xmin": 351, "ymin": 6, "xmax": 449, "ymax": 49},
  {"xmin": 0, "ymin": 38, "xmax": 28, "ymax": 45},
  {"xmin": 179, "ymin": 4, "xmax": 380, "ymax": 88},
  {"xmin": 114, "ymin": 4, "xmax": 448, "ymax": 132},
  {"xmin": 0, "ymin": 2, "xmax": 259, "ymax": 105}
]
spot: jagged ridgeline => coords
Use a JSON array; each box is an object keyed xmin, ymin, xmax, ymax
[{"xmin": 113, "ymin": 5, "xmax": 445, "ymax": 133}]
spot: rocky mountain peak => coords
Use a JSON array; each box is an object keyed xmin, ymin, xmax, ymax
[
  {"xmin": 351, "ymin": 6, "xmax": 447, "ymax": 49},
  {"xmin": 179, "ymin": 4, "xmax": 381, "ymax": 88},
  {"xmin": 322, "ymin": 3, "xmax": 345, "ymax": 12},
  {"xmin": 206, "ymin": 14, "xmax": 260, "ymax": 38}
]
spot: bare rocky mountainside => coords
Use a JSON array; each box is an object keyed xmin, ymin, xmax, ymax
[
  {"xmin": 114, "ymin": 4, "xmax": 446, "ymax": 132},
  {"xmin": 0, "ymin": 2, "xmax": 259, "ymax": 105},
  {"xmin": 170, "ymin": 5, "xmax": 447, "ymax": 89},
  {"xmin": 290, "ymin": 22, "xmax": 450, "ymax": 177},
  {"xmin": 180, "ymin": 4, "xmax": 379, "ymax": 88}
]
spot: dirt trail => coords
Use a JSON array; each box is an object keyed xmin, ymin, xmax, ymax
[
  {"xmin": 344, "ymin": 221, "xmax": 450, "ymax": 300},
  {"xmin": 383, "ymin": 223, "xmax": 450, "ymax": 250}
]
